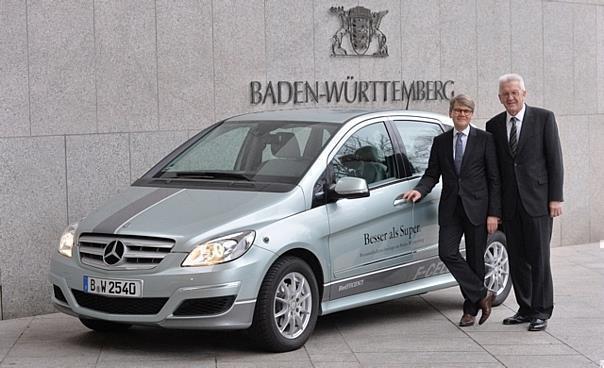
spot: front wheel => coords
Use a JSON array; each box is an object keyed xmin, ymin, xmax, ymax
[
  {"xmin": 251, "ymin": 256, "xmax": 319, "ymax": 352},
  {"xmin": 484, "ymin": 231, "xmax": 512, "ymax": 306}
]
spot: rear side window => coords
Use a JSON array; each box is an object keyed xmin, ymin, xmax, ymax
[{"xmin": 393, "ymin": 121, "xmax": 443, "ymax": 176}]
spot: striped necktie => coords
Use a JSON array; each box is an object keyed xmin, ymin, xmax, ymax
[{"xmin": 509, "ymin": 117, "xmax": 518, "ymax": 157}]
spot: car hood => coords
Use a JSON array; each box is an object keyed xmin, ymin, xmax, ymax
[{"xmin": 77, "ymin": 185, "xmax": 307, "ymax": 252}]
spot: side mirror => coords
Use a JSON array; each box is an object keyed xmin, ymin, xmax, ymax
[{"xmin": 331, "ymin": 177, "xmax": 370, "ymax": 200}]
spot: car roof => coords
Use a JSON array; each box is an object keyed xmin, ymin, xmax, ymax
[{"xmin": 225, "ymin": 108, "xmax": 450, "ymax": 125}]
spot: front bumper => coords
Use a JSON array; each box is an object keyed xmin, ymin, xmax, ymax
[{"xmin": 48, "ymin": 245, "xmax": 274, "ymax": 330}]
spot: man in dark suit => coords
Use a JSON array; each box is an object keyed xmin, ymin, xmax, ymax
[
  {"xmin": 403, "ymin": 94, "xmax": 501, "ymax": 327},
  {"xmin": 486, "ymin": 73, "xmax": 563, "ymax": 331}
]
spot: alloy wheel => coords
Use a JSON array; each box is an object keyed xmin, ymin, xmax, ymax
[
  {"xmin": 273, "ymin": 272, "xmax": 312, "ymax": 339},
  {"xmin": 484, "ymin": 240, "xmax": 510, "ymax": 296}
]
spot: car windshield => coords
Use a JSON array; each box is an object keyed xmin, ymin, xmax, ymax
[{"xmin": 154, "ymin": 120, "xmax": 339, "ymax": 186}]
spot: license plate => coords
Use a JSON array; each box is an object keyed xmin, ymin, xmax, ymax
[{"xmin": 83, "ymin": 276, "xmax": 142, "ymax": 297}]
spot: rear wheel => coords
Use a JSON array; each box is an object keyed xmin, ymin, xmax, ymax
[
  {"xmin": 484, "ymin": 231, "xmax": 512, "ymax": 306},
  {"xmin": 79, "ymin": 317, "xmax": 132, "ymax": 332},
  {"xmin": 251, "ymin": 256, "xmax": 319, "ymax": 352}
]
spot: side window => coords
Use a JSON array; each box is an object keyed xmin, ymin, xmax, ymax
[
  {"xmin": 330, "ymin": 122, "xmax": 396, "ymax": 186},
  {"xmin": 393, "ymin": 121, "xmax": 443, "ymax": 176}
]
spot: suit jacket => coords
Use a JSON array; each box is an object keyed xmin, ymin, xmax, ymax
[
  {"xmin": 414, "ymin": 126, "xmax": 501, "ymax": 226},
  {"xmin": 485, "ymin": 105, "xmax": 564, "ymax": 218}
]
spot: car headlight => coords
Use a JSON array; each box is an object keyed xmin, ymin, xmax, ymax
[
  {"xmin": 58, "ymin": 223, "xmax": 78, "ymax": 258},
  {"xmin": 182, "ymin": 231, "xmax": 255, "ymax": 267}
]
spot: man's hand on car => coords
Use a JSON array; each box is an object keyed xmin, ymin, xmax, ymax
[{"xmin": 402, "ymin": 190, "xmax": 422, "ymax": 202}]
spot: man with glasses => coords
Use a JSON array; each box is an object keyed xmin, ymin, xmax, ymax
[
  {"xmin": 402, "ymin": 94, "xmax": 501, "ymax": 327},
  {"xmin": 486, "ymin": 74, "xmax": 563, "ymax": 331}
]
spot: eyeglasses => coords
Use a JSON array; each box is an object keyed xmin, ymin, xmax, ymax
[{"xmin": 452, "ymin": 108, "xmax": 473, "ymax": 115}]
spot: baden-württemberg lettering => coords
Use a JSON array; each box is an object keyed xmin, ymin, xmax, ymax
[{"xmin": 250, "ymin": 77, "xmax": 454, "ymax": 108}]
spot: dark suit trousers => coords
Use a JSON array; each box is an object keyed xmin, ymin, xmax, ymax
[
  {"xmin": 439, "ymin": 197, "xmax": 488, "ymax": 315},
  {"xmin": 504, "ymin": 196, "xmax": 554, "ymax": 319}
]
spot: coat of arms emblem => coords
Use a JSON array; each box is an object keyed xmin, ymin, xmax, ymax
[{"xmin": 330, "ymin": 6, "xmax": 388, "ymax": 57}]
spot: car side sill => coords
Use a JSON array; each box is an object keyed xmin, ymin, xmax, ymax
[{"xmin": 320, "ymin": 273, "xmax": 457, "ymax": 315}]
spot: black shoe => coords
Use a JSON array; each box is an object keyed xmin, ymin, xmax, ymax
[
  {"xmin": 528, "ymin": 318, "xmax": 547, "ymax": 331},
  {"xmin": 503, "ymin": 313, "xmax": 532, "ymax": 325}
]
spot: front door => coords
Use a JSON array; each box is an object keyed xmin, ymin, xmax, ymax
[{"xmin": 327, "ymin": 121, "xmax": 419, "ymax": 281}]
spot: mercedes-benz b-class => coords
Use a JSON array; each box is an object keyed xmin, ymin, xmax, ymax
[{"xmin": 49, "ymin": 109, "xmax": 510, "ymax": 352}]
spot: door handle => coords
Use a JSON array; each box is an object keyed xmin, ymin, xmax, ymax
[{"xmin": 393, "ymin": 195, "xmax": 409, "ymax": 207}]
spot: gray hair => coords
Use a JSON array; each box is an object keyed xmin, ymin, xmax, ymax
[
  {"xmin": 449, "ymin": 94, "xmax": 475, "ymax": 113},
  {"xmin": 498, "ymin": 73, "xmax": 526, "ymax": 91}
]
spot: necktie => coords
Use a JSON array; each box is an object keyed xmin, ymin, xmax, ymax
[
  {"xmin": 454, "ymin": 132, "xmax": 464, "ymax": 175},
  {"xmin": 509, "ymin": 117, "xmax": 518, "ymax": 157}
]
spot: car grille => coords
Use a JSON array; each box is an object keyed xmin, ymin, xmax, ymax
[
  {"xmin": 173, "ymin": 296, "xmax": 236, "ymax": 316},
  {"xmin": 78, "ymin": 233, "xmax": 175, "ymax": 270},
  {"xmin": 72, "ymin": 289, "xmax": 168, "ymax": 315}
]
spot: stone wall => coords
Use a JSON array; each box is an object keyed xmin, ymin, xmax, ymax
[{"xmin": 1, "ymin": 0, "xmax": 603, "ymax": 319}]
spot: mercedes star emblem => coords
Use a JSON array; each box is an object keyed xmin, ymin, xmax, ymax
[{"xmin": 103, "ymin": 240, "xmax": 125, "ymax": 265}]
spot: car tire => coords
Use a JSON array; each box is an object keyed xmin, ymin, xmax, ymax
[
  {"xmin": 251, "ymin": 256, "xmax": 319, "ymax": 352},
  {"xmin": 79, "ymin": 317, "xmax": 132, "ymax": 332},
  {"xmin": 484, "ymin": 231, "xmax": 512, "ymax": 306}
]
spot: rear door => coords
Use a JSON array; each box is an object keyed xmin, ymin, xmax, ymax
[{"xmin": 389, "ymin": 118, "xmax": 445, "ymax": 263}]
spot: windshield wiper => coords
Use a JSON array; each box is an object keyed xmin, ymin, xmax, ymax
[{"xmin": 160, "ymin": 171, "xmax": 253, "ymax": 181}]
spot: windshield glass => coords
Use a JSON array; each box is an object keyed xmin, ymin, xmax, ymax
[{"xmin": 154, "ymin": 120, "xmax": 339, "ymax": 186}]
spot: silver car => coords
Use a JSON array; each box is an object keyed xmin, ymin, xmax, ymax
[{"xmin": 49, "ymin": 109, "xmax": 511, "ymax": 352}]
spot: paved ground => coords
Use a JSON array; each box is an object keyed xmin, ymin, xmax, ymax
[{"xmin": 0, "ymin": 242, "xmax": 602, "ymax": 368}]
